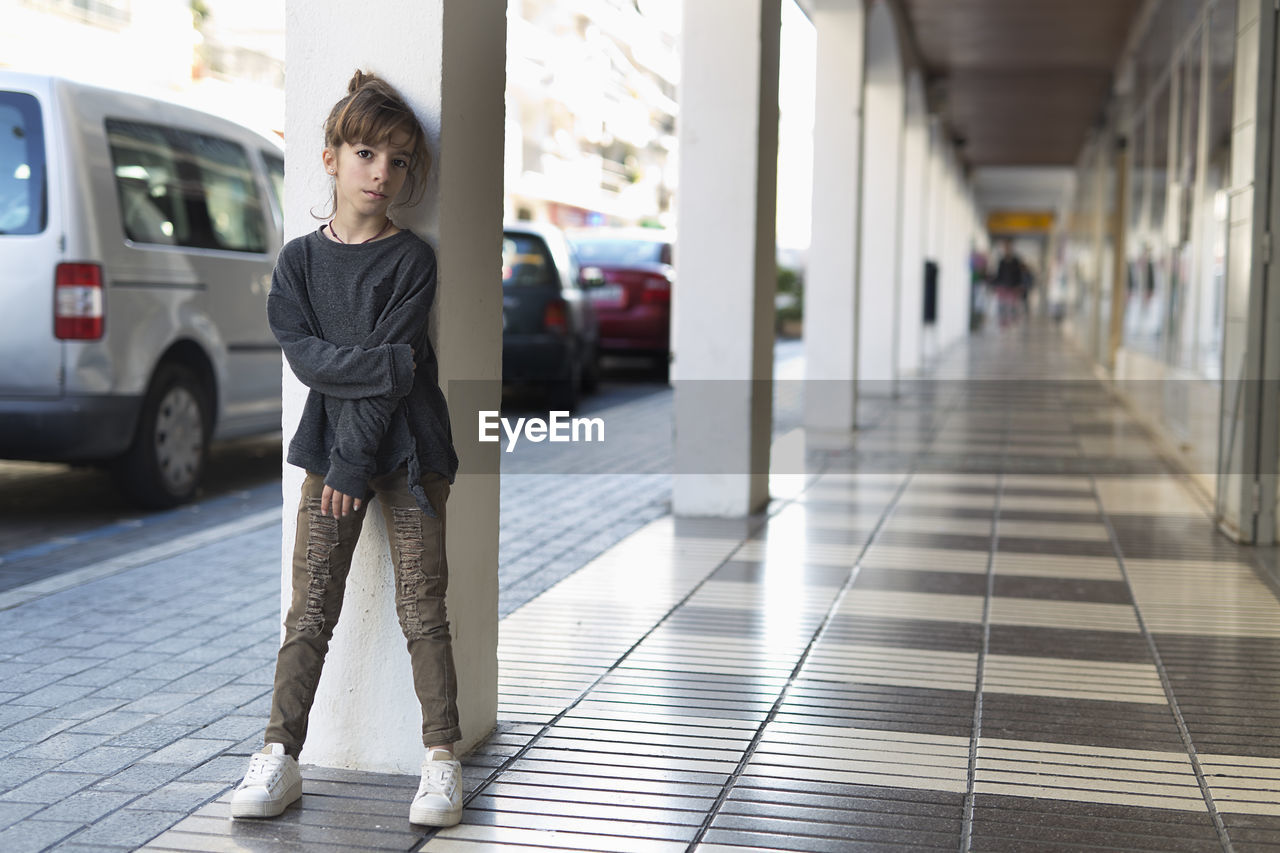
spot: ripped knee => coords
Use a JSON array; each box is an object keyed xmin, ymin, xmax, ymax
[
  {"xmin": 296, "ymin": 497, "xmax": 338, "ymax": 636},
  {"xmin": 393, "ymin": 506, "xmax": 443, "ymax": 639}
]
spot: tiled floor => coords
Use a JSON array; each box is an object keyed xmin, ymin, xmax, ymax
[{"xmin": 147, "ymin": 328, "xmax": 1280, "ymax": 852}]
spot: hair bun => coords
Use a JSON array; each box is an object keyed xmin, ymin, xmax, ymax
[{"xmin": 347, "ymin": 69, "xmax": 369, "ymax": 95}]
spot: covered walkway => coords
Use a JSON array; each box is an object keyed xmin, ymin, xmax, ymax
[{"xmin": 150, "ymin": 324, "xmax": 1280, "ymax": 852}]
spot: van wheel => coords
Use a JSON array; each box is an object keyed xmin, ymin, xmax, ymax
[{"xmin": 113, "ymin": 364, "xmax": 210, "ymax": 509}]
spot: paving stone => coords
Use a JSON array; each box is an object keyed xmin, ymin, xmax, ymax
[
  {"xmin": 14, "ymin": 733, "xmax": 111, "ymax": 762},
  {"xmin": 83, "ymin": 643, "xmax": 144, "ymax": 660},
  {"xmin": 92, "ymin": 763, "xmax": 190, "ymax": 795},
  {"xmin": 56, "ymin": 745, "xmax": 151, "ymax": 776},
  {"xmin": 131, "ymin": 661, "xmax": 206, "ymax": 683},
  {"xmin": 87, "ymin": 678, "xmax": 172, "ymax": 702},
  {"xmin": 0, "ymin": 772, "xmax": 98, "ymax": 805},
  {"xmin": 1, "ymin": 671, "xmax": 64, "ymax": 694},
  {"xmin": 59, "ymin": 667, "xmax": 143, "ymax": 689},
  {"xmin": 105, "ymin": 723, "xmax": 196, "ymax": 750},
  {"xmin": 0, "ymin": 800, "xmax": 43, "ymax": 830},
  {"xmin": 0, "ymin": 818, "xmax": 82, "ymax": 853},
  {"xmin": 10, "ymin": 646, "xmax": 73, "ymax": 666},
  {"xmin": 189, "ymin": 716, "xmax": 266, "ymax": 742},
  {"xmin": 0, "ymin": 757, "xmax": 62, "ymax": 792},
  {"xmin": 116, "ymin": 693, "xmax": 203, "ymax": 716},
  {"xmin": 139, "ymin": 739, "xmax": 235, "ymax": 767},
  {"xmin": 64, "ymin": 807, "xmax": 185, "ymax": 848},
  {"xmin": 0, "ymin": 662, "xmax": 37, "ymax": 679},
  {"xmin": 196, "ymin": 657, "xmax": 261, "ymax": 677},
  {"xmin": 55, "ymin": 633, "xmax": 120, "ymax": 651},
  {"xmin": 31, "ymin": 790, "xmax": 134, "ymax": 825},
  {"xmin": 13, "ymin": 683, "xmax": 101, "ymax": 710},
  {"xmin": 41, "ymin": 697, "xmax": 130, "ymax": 722},
  {"xmin": 0, "ymin": 704, "xmax": 43, "ymax": 731},
  {"xmin": 176, "ymin": 755, "xmax": 246, "ymax": 784},
  {"xmin": 0, "ymin": 714, "xmax": 84, "ymax": 745},
  {"xmin": 146, "ymin": 637, "xmax": 208, "ymax": 656},
  {"xmin": 69, "ymin": 711, "xmax": 158, "ymax": 737},
  {"xmin": 104, "ymin": 653, "xmax": 171, "ymax": 674},
  {"xmin": 124, "ymin": 781, "xmax": 227, "ymax": 813},
  {"xmin": 29, "ymin": 657, "xmax": 101, "ymax": 677}
]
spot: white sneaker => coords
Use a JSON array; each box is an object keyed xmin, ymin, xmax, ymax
[
  {"xmin": 409, "ymin": 748, "xmax": 462, "ymax": 826},
  {"xmin": 230, "ymin": 743, "xmax": 303, "ymax": 818}
]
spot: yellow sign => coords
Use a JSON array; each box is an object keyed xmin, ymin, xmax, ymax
[{"xmin": 987, "ymin": 211, "xmax": 1055, "ymax": 234}]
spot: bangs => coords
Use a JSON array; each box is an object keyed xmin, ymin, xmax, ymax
[{"xmin": 335, "ymin": 97, "xmax": 421, "ymax": 157}]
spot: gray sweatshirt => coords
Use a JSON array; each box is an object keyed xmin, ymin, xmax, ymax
[{"xmin": 267, "ymin": 225, "xmax": 458, "ymax": 517}]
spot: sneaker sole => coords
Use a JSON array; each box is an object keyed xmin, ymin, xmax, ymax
[
  {"xmin": 230, "ymin": 778, "xmax": 302, "ymax": 819},
  {"xmin": 409, "ymin": 802, "xmax": 462, "ymax": 826}
]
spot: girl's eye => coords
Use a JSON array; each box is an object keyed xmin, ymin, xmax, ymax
[
  {"xmin": 356, "ymin": 149, "xmax": 372, "ymax": 158},
  {"xmin": 393, "ymin": 159, "xmax": 408, "ymax": 169}
]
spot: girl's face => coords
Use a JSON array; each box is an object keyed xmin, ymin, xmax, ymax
[{"xmin": 323, "ymin": 135, "xmax": 413, "ymax": 219}]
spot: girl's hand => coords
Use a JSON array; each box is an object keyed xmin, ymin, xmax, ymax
[{"xmin": 321, "ymin": 484, "xmax": 361, "ymax": 518}]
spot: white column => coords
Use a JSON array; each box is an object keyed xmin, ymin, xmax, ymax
[
  {"xmin": 282, "ymin": 0, "xmax": 505, "ymax": 773},
  {"xmin": 803, "ymin": 3, "xmax": 865, "ymax": 429},
  {"xmin": 672, "ymin": 0, "xmax": 780, "ymax": 516},
  {"xmin": 859, "ymin": 0, "xmax": 905, "ymax": 390},
  {"xmin": 898, "ymin": 70, "xmax": 927, "ymax": 377}
]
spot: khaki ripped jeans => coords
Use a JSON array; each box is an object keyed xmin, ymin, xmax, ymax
[{"xmin": 265, "ymin": 468, "xmax": 460, "ymax": 757}]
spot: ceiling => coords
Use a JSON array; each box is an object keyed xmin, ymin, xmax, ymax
[{"xmin": 897, "ymin": 0, "xmax": 1148, "ymax": 168}]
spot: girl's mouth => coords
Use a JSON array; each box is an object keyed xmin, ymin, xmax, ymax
[{"xmin": 364, "ymin": 190, "xmax": 386, "ymax": 199}]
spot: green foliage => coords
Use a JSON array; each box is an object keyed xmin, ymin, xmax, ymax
[{"xmin": 776, "ymin": 266, "xmax": 803, "ymax": 331}]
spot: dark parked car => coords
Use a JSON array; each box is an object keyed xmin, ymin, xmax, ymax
[
  {"xmin": 502, "ymin": 221, "xmax": 600, "ymax": 410},
  {"xmin": 568, "ymin": 228, "xmax": 673, "ymax": 378}
]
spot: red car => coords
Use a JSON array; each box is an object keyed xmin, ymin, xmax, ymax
[{"xmin": 568, "ymin": 228, "xmax": 673, "ymax": 378}]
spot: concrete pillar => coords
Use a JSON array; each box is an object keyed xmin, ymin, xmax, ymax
[
  {"xmin": 940, "ymin": 151, "xmax": 967, "ymax": 349},
  {"xmin": 859, "ymin": 0, "xmax": 904, "ymax": 389},
  {"xmin": 898, "ymin": 70, "xmax": 927, "ymax": 377},
  {"xmin": 672, "ymin": 0, "xmax": 780, "ymax": 517},
  {"xmin": 803, "ymin": 2, "xmax": 865, "ymax": 430},
  {"xmin": 282, "ymin": 0, "xmax": 505, "ymax": 773}
]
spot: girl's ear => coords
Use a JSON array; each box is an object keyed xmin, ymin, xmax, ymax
[{"xmin": 322, "ymin": 147, "xmax": 338, "ymax": 175}]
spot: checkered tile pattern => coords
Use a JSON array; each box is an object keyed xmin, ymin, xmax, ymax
[{"xmin": 142, "ymin": 332, "xmax": 1280, "ymax": 851}]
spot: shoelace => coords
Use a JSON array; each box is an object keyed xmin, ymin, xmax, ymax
[
  {"xmin": 242, "ymin": 752, "xmax": 283, "ymax": 788},
  {"xmin": 419, "ymin": 762, "xmax": 457, "ymax": 798}
]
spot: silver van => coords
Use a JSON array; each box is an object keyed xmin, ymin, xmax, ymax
[{"xmin": 0, "ymin": 71, "xmax": 284, "ymax": 507}]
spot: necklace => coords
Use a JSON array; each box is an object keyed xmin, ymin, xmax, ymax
[{"xmin": 327, "ymin": 217, "xmax": 393, "ymax": 244}]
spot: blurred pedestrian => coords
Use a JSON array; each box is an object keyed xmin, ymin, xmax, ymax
[
  {"xmin": 229, "ymin": 69, "xmax": 464, "ymax": 827},
  {"xmin": 989, "ymin": 239, "xmax": 1029, "ymax": 327}
]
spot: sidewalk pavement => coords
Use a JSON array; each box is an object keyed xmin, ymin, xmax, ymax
[
  {"xmin": 0, "ymin": 340, "xmax": 901, "ymax": 852},
  {"xmin": 131, "ymin": 324, "xmax": 1280, "ymax": 852}
]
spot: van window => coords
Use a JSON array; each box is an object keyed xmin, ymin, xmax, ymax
[
  {"xmin": 263, "ymin": 152, "xmax": 284, "ymax": 216},
  {"xmin": 106, "ymin": 119, "xmax": 267, "ymax": 253},
  {"xmin": 0, "ymin": 91, "xmax": 47, "ymax": 235}
]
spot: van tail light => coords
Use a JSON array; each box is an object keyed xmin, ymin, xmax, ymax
[
  {"xmin": 543, "ymin": 298, "xmax": 569, "ymax": 334},
  {"xmin": 55, "ymin": 263, "xmax": 105, "ymax": 340},
  {"xmin": 642, "ymin": 275, "xmax": 671, "ymax": 305}
]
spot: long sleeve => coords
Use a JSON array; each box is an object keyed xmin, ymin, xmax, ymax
[
  {"xmin": 277, "ymin": 229, "xmax": 456, "ymax": 499},
  {"xmin": 324, "ymin": 246, "xmax": 439, "ymax": 494},
  {"xmin": 268, "ymin": 264, "xmax": 416, "ymax": 400}
]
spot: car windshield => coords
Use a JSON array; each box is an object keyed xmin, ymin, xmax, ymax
[
  {"xmin": 571, "ymin": 238, "xmax": 664, "ymax": 266},
  {"xmin": 502, "ymin": 232, "xmax": 557, "ymax": 287},
  {"xmin": 0, "ymin": 91, "xmax": 47, "ymax": 235}
]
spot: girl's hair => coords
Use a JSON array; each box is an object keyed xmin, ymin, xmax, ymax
[{"xmin": 319, "ymin": 70, "xmax": 432, "ymax": 217}]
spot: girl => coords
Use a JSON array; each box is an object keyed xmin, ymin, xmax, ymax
[{"xmin": 229, "ymin": 70, "xmax": 463, "ymax": 827}]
